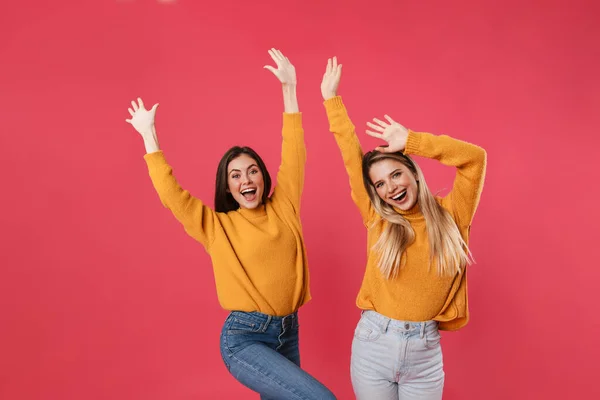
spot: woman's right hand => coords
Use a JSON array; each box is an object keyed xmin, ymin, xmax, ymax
[
  {"xmin": 126, "ymin": 97, "xmax": 159, "ymax": 138},
  {"xmin": 321, "ymin": 57, "xmax": 342, "ymax": 101}
]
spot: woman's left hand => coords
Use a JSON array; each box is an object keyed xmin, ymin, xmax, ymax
[
  {"xmin": 264, "ymin": 48, "xmax": 296, "ymax": 86},
  {"xmin": 366, "ymin": 115, "xmax": 409, "ymax": 153}
]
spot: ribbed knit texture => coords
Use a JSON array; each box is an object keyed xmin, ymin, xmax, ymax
[
  {"xmin": 325, "ymin": 96, "xmax": 486, "ymax": 330},
  {"xmin": 144, "ymin": 113, "xmax": 310, "ymax": 316}
]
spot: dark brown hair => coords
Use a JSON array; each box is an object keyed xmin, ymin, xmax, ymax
[{"xmin": 214, "ymin": 146, "xmax": 272, "ymax": 213}]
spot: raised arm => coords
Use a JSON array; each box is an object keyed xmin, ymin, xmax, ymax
[
  {"xmin": 264, "ymin": 49, "xmax": 305, "ymax": 212},
  {"xmin": 321, "ymin": 58, "xmax": 374, "ymax": 225},
  {"xmin": 126, "ymin": 98, "xmax": 217, "ymax": 248},
  {"xmin": 366, "ymin": 116, "xmax": 487, "ymax": 227}
]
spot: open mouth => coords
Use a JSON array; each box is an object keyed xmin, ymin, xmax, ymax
[
  {"xmin": 391, "ymin": 189, "xmax": 407, "ymax": 203},
  {"xmin": 241, "ymin": 188, "xmax": 257, "ymax": 201}
]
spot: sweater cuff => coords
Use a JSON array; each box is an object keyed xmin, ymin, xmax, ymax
[
  {"xmin": 323, "ymin": 96, "xmax": 345, "ymax": 112},
  {"xmin": 404, "ymin": 131, "xmax": 421, "ymax": 156},
  {"xmin": 143, "ymin": 150, "xmax": 167, "ymax": 168},
  {"xmin": 283, "ymin": 112, "xmax": 303, "ymax": 130}
]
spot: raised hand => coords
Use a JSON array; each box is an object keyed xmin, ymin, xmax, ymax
[
  {"xmin": 321, "ymin": 57, "xmax": 342, "ymax": 101},
  {"xmin": 366, "ymin": 115, "xmax": 409, "ymax": 153},
  {"xmin": 126, "ymin": 97, "xmax": 159, "ymax": 137},
  {"xmin": 264, "ymin": 48, "xmax": 296, "ymax": 86}
]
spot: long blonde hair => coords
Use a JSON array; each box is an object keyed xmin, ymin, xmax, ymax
[{"xmin": 362, "ymin": 151, "xmax": 472, "ymax": 279}]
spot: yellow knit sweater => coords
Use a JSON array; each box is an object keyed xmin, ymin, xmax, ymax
[
  {"xmin": 144, "ymin": 113, "xmax": 310, "ymax": 316},
  {"xmin": 325, "ymin": 96, "xmax": 486, "ymax": 330}
]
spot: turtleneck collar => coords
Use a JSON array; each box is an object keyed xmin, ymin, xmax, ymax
[
  {"xmin": 237, "ymin": 204, "xmax": 267, "ymax": 218},
  {"xmin": 393, "ymin": 202, "xmax": 423, "ymax": 222}
]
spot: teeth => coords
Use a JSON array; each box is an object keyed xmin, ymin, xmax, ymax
[
  {"xmin": 241, "ymin": 189, "xmax": 256, "ymax": 194},
  {"xmin": 392, "ymin": 190, "xmax": 407, "ymax": 201}
]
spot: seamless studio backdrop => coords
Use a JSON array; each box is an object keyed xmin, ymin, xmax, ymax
[{"xmin": 1, "ymin": 0, "xmax": 598, "ymax": 399}]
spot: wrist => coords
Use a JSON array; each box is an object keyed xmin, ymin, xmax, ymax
[
  {"xmin": 323, "ymin": 93, "xmax": 336, "ymax": 101},
  {"xmin": 141, "ymin": 131, "xmax": 155, "ymax": 141},
  {"xmin": 282, "ymin": 84, "xmax": 299, "ymax": 113},
  {"xmin": 282, "ymin": 83, "xmax": 297, "ymax": 92}
]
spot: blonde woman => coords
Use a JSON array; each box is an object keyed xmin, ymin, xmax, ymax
[{"xmin": 321, "ymin": 58, "xmax": 486, "ymax": 400}]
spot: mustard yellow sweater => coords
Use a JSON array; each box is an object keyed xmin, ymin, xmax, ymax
[
  {"xmin": 325, "ymin": 96, "xmax": 486, "ymax": 330},
  {"xmin": 144, "ymin": 113, "xmax": 310, "ymax": 316}
]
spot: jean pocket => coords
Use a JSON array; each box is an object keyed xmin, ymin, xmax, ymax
[
  {"xmin": 425, "ymin": 330, "xmax": 441, "ymax": 349},
  {"xmin": 354, "ymin": 317, "xmax": 381, "ymax": 342},
  {"xmin": 227, "ymin": 316, "xmax": 262, "ymax": 335}
]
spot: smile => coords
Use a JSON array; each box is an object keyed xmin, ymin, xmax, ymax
[
  {"xmin": 241, "ymin": 188, "xmax": 257, "ymax": 200},
  {"xmin": 391, "ymin": 189, "xmax": 407, "ymax": 202}
]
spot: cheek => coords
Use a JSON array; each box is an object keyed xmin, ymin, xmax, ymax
[
  {"xmin": 255, "ymin": 174, "xmax": 265, "ymax": 189},
  {"xmin": 375, "ymin": 186, "xmax": 387, "ymax": 200},
  {"xmin": 410, "ymin": 179, "xmax": 419, "ymax": 197},
  {"xmin": 227, "ymin": 179, "xmax": 238, "ymax": 194}
]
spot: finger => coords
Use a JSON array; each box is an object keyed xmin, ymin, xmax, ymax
[
  {"xmin": 367, "ymin": 122, "xmax": 385, "ymax": 132},
  {"xmin": 271, "ymin": 48, "xmax": 283, "ymax": 61},
  {"xmin": 366, "ymin": 129, "xmax": 384, "ymax": 139},
  {"xmin": 333, "ymin": 56, "xmax": 337, "ymax": 69},
  {"xmin": 151, "ymin": 103, "xmax": 159, "ymax": 112},
  {"xmin": 137, "ymin": 97, "xmax": 145, "ymax": 109},
  {"xmin": 372, "ymin": 118, "xmax": 389, "ymax": 128},
  {"xmin": 336, "ymin": 64, "xmax": 343, "ymax": 79},
  {"xmin": 264, "ymin": 65, "xmax": 278, "ymax": 75},
  {"xmin": 128, "ymin": 108, "xmax": 134, "ymax": 116},
  {"xmin": 125, "ymin": 118, "xmax": 132, "ymax": 124},
  {"xmin": 326, "ymin": 58, "xmax": 332, "ymax": 75},
  {"xmin": 376, "ymin": 145, "xmax": 391, "ymax": 153},
  {"xmin": 131, "ymin": 100, "xmax": 138, "ymax": 111},
  {"xmin": 268, "ymin": 50, "xmax": 281, "ymax": 67},
  {"xmin": 384, "ymin": 114, "xmax": 396, "ymax": 124},
  {"xmin": 276, "ymin": 49, "xmax": 285, "ymax": 60}
]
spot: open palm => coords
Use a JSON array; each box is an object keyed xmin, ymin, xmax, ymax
[
  {"xmin": 126, "ymin": 98, "xmax": 159, "ymax": 137},
  {"xmin": 264, "ymin": 48, "xmax": 296, "ymax": 85},
  {"xmin": 366, "ymin": 115, "xmax": 409, "ymax": 153},
  {"xmin": 321, "ymin": 57, "xmax": 342, "ymax": 100}
]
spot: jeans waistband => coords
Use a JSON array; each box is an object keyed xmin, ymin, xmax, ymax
[
  {"xmin": 230, "ymin": 310, "xmax": 299, "ymax": 330},
  {"xmin": 361, "ymin": 310, "xmax": 438, "ymax": 338}
]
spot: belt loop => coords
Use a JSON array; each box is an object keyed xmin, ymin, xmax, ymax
[
  {"xmin": 382, "ymin": 317, "xmax": 390, "ymax": 333},
  {"xmin": 420, "ymin": 322, "xmax": 426, "ymax": 339},
  {"xmin": 263, "ymin": 315, "xmax": 272, "ymax": 332}
]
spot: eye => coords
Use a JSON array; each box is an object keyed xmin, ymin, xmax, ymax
[
  {"xmin": 250, "ymin": 169, "xmax": 259, "ymax": 175},
  {"xmin": 375, "ymin": 182, "xmax": 384, "ymax": 189},
  {"xmin": 232, "ymin": 174, "xmax": 240, "ymax": 179},
  {"xmin": 393, "ymin": 172, "xmax": 402, "ymax": 179}
]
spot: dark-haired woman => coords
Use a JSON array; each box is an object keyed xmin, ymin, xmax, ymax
[{"xmin": 125, "ymin": 49, "xmax": 335, "ymax": 400}]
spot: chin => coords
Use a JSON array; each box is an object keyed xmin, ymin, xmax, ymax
[
  {"xmin": 237, "ymin": 197, "xmax": 263, "ymax": 210},
  {"xmin": 400, "ymin": 202, "xmax": 416, "ymax": 210}
]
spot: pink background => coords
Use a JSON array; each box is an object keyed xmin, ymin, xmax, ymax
[{"xmin": 1, "ymin": 0, "xmax": 599, "ymax": 398}]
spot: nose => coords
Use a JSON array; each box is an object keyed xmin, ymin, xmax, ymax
[
  {"xmin": 387, "ymin": 182, "xmax": 397, "ymax": 194},
  {"xmin": 243, "ymin": 173, "xmax": 253, "ymax": 184}
]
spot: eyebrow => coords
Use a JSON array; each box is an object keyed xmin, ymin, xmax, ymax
[{"xmin": 228, "ymin": 164, "xmax": 258, "ymax": 174}]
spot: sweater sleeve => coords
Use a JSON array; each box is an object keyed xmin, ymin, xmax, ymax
[
  {"xmin": 144, "ymin": 151, "xmax": 218, "ymax": 249},
  {"xmin": 324, "ymin": 96, "xmax": 374, "ymax": 225},
  {"xmin": 404, "ymin": 131, "xmax": 487, "ymax": 227},
  {"xmin": 272, "ymin": 113, "xmax": 306, "ymax": 213}
]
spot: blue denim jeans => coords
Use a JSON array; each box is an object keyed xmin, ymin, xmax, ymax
[
  {"xmin": 220, "ymin": 311, "xmax": 336, "ymax": 400},
  {"xmin": 351, "ymin": 311, "xmax": 445, "ymax": 400}
]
